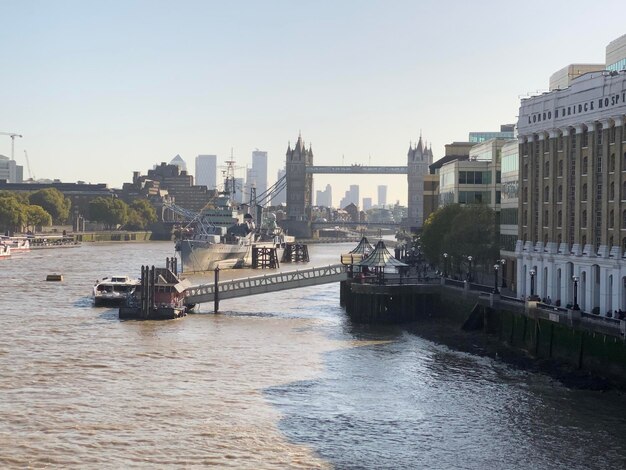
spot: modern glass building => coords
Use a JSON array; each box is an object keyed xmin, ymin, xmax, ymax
[{"xmin": 195, "ymin": 154, "xmax": 217, "ymax": 189}]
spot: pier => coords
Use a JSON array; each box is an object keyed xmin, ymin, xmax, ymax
[{"xmin": 184, "ymin": 264, "xmax": 348, "ymax": 307}]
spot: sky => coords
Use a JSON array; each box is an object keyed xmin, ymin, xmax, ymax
[{"xmin": 1, "ymin": 0, "xmax": 625, "ymax": 207}]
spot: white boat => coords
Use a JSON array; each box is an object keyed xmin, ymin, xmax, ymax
[
  {"xmin": 0, "ymin": 243, "xmax": 10, "ymax": 259},
  {"xmin": 0, "ymin": 236, "xmax": 30, "ymax": 252},
  {"xmin": 93, "ymin": 276, "xmax": 141, "ymax": 307}
]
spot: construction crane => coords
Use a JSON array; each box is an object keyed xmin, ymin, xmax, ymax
[
  {"xmin": 24, "ymin": 150, "xmax": 35, "ymax": 180},
  {"xmin": 0, "ymin": 131, "xmax": 23, "ymax": 160}
]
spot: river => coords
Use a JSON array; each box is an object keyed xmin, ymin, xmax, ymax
[{"xmin": 1, "ymin": 241, "xmax": 625, "ymax": 469}]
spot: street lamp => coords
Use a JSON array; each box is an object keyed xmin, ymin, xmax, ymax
[
  {"xmin": 443, "ymin": 252, "xmax": 448, "ymax": 278},
  {"xmin": 493, "ymin": 263, "xmax": 500, "ymax": 294},
  {"xmin": 467, "ymin": 255, "xmax": 473, "ymax": 282},
  {"xmin": 499, "ymin": 259, "xmax": 507, "ymax": 288},
  {"xmin": 529, "ymin": 269, "xmax": 536, "ymax": 299},
  {"xmin": 572, "ymin": 275, "xmax": 580, "ymax": 310}
]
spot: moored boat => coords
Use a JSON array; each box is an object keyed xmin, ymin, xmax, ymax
[
  {"xmin": 93, "ymin": 275, "xmax": 140, "ymax": 307},
  {"xmin": 0, "ymin": 236, "xmax": 30, "ymax": 252},
  {"xmin": 0, "ymin": 243, "xmax": 10, "ymax": 259}
]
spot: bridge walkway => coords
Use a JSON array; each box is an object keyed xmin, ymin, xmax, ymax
[{"xmin": 184, "ymin": 264, "xmax": 349, "ymax": 305}]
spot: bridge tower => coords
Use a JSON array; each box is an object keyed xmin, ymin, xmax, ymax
[
  {"xmin": 406, "ymin": 135, "xmax": 432, "ymax": 231},
  {"xmin": 284, "ymin": 133, "xmax": 314, "ymax": 237}
]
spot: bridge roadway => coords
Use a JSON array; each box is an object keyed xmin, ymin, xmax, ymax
[
  {"xmin": 307, "ymin": 165, "xmax": 407, "ymax": 174},
  {"xmin": 184, "ymin": 264, "xmax": 349, "ymax": 305}
]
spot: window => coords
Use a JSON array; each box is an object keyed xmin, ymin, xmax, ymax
[
  {"xmin": 557, "ymin": 233, "xmax": 562, "ymax": 244},
  {"xmin": 544, "ymin": 160, "xmax": 550, "ymax": 177},
  {"xmin": 582, "ymin": 129, "xmax": 589, "ymax": 147},
  {"xmin": 582, "ymin": 210, "xmax": 587, "ymax": 227},
  {"xmin": 495, "ymin": 191, "xmax": 501, "ymax": 204},
  {"xmin": 610, "ymin": 182, "xmax": 615, "ymax": 201},
  {"xmin": 544, "ymin": 210, "xmax": 549, "ymax": 225},
  {"xmin": 582, "ymin": 235, "xmax": 587, "ymax": 246},
  {"xmin": 558, "ymin": 134, "xmax": 564, "ymax": 151},
  {"xmin": 582, "ymin": 183, "xmax": 588, "ymax": 201},
  {"xmin": 459, "ymin": 171, "xmax": 466, "ymax": 184},
  {"xmin": 610, "ymin": 153, "xmax": 616, "ymax": 172},
  {"xmin": 610, "ymin": 210, "xmax": 614, "ymax": 228},
  {"xmin": 558, "ymin": 160, "xmax": 563, "ymax": 177},
  {"xmin": 523, "ymin": 187, "xmax": 528, "ymax": 203},
  {"xmin": 610, "ymin": 126, "xmax": 616, "ymax": 144},
  {"xmin": 557, "ymin": 185, "xmax": 563, "ymax": 202},
  {"xmin": 557, "ymin": 210, "xmax": 562, "ymax": 227},
  {"xmin": 623, "ymin": 209, "xmax": 626, "ymax": 228},
  {"xmin": 523, "ymin": 163, "xmax": 529, "ymax": 179},
  {"xmin": 583, "ymin": 156, "xmax": 588, "ymax": 175},
  {"xmin": 623, "ymin": 151, "xmax": 626, "ymax": 170},
  {"xmin": 544, "ymin": 186, "xmax": 550, "ymax": 202},
  {"xmin": 523, "ymin": 210, "xmax": 528, "ymax": 225}
]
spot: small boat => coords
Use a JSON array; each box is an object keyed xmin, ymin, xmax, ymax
[
  {"xmin": 93, "ymin": 275, "xmax": 140, "ymax": 307},
  {"xmin": 0, "ymin": 236, "xmax": 30, "ymax": 252},
  {"xmin": 0, "ymin": 243, "xmax": 10, "ymax": 259}
]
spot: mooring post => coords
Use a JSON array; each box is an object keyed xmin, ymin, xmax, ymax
[{"xmin": 214, "ymin": 266, "xmax": 220, "ymax": 313}]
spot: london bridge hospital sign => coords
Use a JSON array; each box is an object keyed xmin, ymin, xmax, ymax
[{"xmin": 518, "ymin": 72, "xmax": 626, "ymax": 135}]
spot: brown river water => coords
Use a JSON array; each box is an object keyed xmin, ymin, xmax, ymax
[{"xmin": 1, "ymin": 241, "xmax": 626, "ymax": 469}]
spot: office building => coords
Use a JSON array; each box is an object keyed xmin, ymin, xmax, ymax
[
  {"xmin": 469, "ymin": 124, "xmax": 516, "ymax": 143},
  {"xmin": 340, "ymin": 185, "xmax": 359, "ymax": 209},
  {"xmin": 195, "ymin": 155, "xmax": 217, "ymax": 189},
  {"xmin": 549, "ymin": 64, "xmax": 605, "ymax": 91},
  {"xmin": 251, "ymin": 150, "xmax": 268, "ymax": 198},
  {"xmin": 273, "ymin": 168, "xmax": 286, "ymax": 205},
  {"xmin": 516, "ymin": 66, "xmax": 626, "ymax": 313},
  {"xmin": 316, "ymin": 184, "xmax": 332, "ymax": 207},
  {"xmin": 606, "ymin": 34, "xmax": 626, "ymax": 72},
  {"xmin": 362, "ymin": 197, "xmax": 372, "ymax": 211},
  {"xmin": 377, "ymin": 185, "xmax": 387, "ymax": 207},
  {"xmin": 0, "ymin": 155, "xmax": 23, "ymax": 183},
  {"xmin": 169, "ymin": 155, "xmax": 187, "ymax": 173}
]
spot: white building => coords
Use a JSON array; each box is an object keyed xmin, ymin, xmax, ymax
[{"xmin": 0, "ymin": 155, "xmax": 23, "ymax": 183}]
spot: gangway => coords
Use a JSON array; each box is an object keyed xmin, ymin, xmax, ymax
[{"xmin": 184, "ymin": 263, "xmax": 348, "ymax": 306}]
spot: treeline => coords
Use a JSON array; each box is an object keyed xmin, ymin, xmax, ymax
[{"xmin": 0, "ymin": 189, "xmax": 157, "ymax": 233}]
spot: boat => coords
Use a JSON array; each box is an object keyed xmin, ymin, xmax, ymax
[
  {"xmin": 93, "ymin": 275, "xmax": 141, "ymax": 307},
  {"xmin": 0, "ymin": 242, "xmax": 10, "ymax": 259},
  {"xmin": 174, "ymin": 160, "xmax": 292, "ymax": 272},
  {"xmin": 28, "ymin": 234, "xmax": 80, "ymax": 249},
  {"xmin": 0, "ymin": 235, "xmax": 30, "ymax": 252}
]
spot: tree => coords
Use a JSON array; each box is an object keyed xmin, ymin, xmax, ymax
[
  {"xmin": 0, "ymin": 193, "xmax": 27, "ymax": 233},
  {"xmin": 420, "ymin": 204, "xmax": 498, "ymax": 275},
  {"xmin": 24, "ymin": 205, "xmax": 52, "ymax": 232},
  {"xmin": 88, "ymin": 197, "xmax": 129, "ymax": 229},
  {"xmin": 29, "ymin": 188, "xmax": 71, "ymax": 223}
]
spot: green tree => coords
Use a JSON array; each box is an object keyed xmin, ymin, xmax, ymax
[
  {"xmin": 0, "ymin": 193, "xmax": 27, "ymax": 233},
  {"xmin": 131, "ymin": 199, "xmax": 157, "ymax": 226},
  {"xmin": 24, "ymin": 205, "xmax": 52, "ymax": 232},
  {"xmin": 88, "ymin": 197, "xmax": 129, "ymax": 229},
  {"xmin": 29, "ymin": 188, "xmax": 71, "ymax": 223},
  {"xmin": 420, "ymin": 204, "xmax": 498, "ymax": 275}
]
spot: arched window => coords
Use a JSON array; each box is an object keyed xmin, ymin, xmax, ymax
[
  {"xmin": 558, "ymin": 185, "xmax": 563, "ymax": 202},
  {"xmin": 610, "ymin": 235, "xmax": 614, "ymax": 248},
  {"xmin": 623, "ymin": 181, "xmax": 626, "ymax": 200},
  {"xmin": 582, "ymin": 235, "xmax": 587, "ymax": 246},
  {"xmin": 610, "ymin": 210, "xmax": 615, "ymax": 228},
  {"xmin": 558, "ymin": 160, "xmax": 564, "ymax": 177},
  {"xmin": 622, "ymin": 209, "xmax": 626, "ymax": 228},
  {"xmin": 523, "ymin": 187, "xmax": 528, "ymax": 203},
  {"xmin": 544, "ymin": 210, "xmax": 549, "ymax": 224},
  {"xmin": 582, "ymin": 210, "xmax": 587, "ymax": 227},
  {"xmin": 610, "ymin": 153, "xmax": 616, "ymax": 172},
  {"xmin": 623, "ymin": 151, "xmax": 626, "ymax": 169},
  {"xmin": 523, "ymin": 163, "xmax": 528, "ymax": 179},
  {"xmin": 544, "ymin": 186, "xmax": 550, "ymax": 202},
  {"xmin": 610, "ymin": 182, "xmax": 615, "ymax": 201},
  {"xmin": 523, "ymin": 210, "xmax": 528, "ymax": 224},
  {"xmin": 557, "ymin": 210, "xmax": 562, "ymax": 227},
  {"xmin": 544, "ymin": 160, "xmax": 550, "ymax": 177},
  {"xmin": 582, "ymin": 183, "xmax": 588, "ymax": 201},
  {"xmin": 583, "ymin": 156, "xmax": 588, "ymax": 174}
]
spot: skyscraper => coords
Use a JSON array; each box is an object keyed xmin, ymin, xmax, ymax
[
  {"xmin": 195, "ymin": 154, "xmax": 217, "ymax": 189},
  {"xmin": 273, "ymin": 168, "xmax": 286, "ymax": 205},
  {"xmin": 251, "ymin": 150, "xmax": 268, "ymax": 198},
  {"xmin": 169, "ymin": 154, "xmax": 187, "ymax": 173},
  {"xmin": 377, "ymin": 185, "xmax": 387, "ymax": 207}
]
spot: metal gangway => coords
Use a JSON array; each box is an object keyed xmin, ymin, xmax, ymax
[{"xmin": 184, "ymin": 264, "xmax": 349, "ymax": 306}]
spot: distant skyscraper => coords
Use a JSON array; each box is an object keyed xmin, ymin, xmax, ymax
[
  {"xmin": 195, "ymin": 154, "xmax": 217, "ymax": 189},
  {"xmin": 170, "ymin": 154, "xmax": 187, "ymax": 173},
  {"xmin": 273, "ymin": 168, "xmax": 286, "ymax": 205},
  {"xmin": 377, "ymin": 185, "xmax": 387, "ymax": 207},
  {"xmin": 233, "ymin": 177, "xmax": 245, "ymax": 204},
  {"xmin": 316, "ymin": 184, "xmax": 332, "ymax": 207},
  {"xmin": 340, "ymin": 185, "xmax": 359, "ymax": 209},
  {"xmin": 251, "ymin": 150, "xmax": 268, "ymax": 198},
  {"xmin": 362, "ymin": 197, "xmax": 372, "ymax": 211},
  {"xmin": 0, "ymin": 155, "xmax": 23, "ymax": 183}
]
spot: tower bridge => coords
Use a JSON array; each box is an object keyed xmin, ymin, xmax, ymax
[{"xmin": 282, "ymin": 134, "xmax": 433, "ymax": 237}]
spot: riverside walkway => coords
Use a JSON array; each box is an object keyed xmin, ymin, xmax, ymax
[{"xmin": 184, "ymin": 264, "xmax": 349, "ymax": 306}]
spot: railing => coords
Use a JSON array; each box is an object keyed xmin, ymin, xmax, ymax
[{"xmin": 185, "ymin": 264, "xmax": 349, "ymax": 304}]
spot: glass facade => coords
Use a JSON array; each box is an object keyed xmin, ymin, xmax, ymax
[
  {"xmin": 459, "ymin": 171, "xmax": 492, "ymax": 184},
  {"xmin": 607, "ymin": 58, "xmax": 626, "ymax": 72},
  {"xmin": 469, "ymin": 131, "xmax": 515, "ymax": 143},
  {"xmin": 458, "ymin": 191, "xmax": 491, "ymax": 204}
]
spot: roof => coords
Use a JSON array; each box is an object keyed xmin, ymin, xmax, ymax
[
  {"xmin": 357, "ymin": 240, "xmax": 408, "ymax": 268},
  {"xmin": 349, "ymin": 236, "xmax": 374, "ymax": 255}
]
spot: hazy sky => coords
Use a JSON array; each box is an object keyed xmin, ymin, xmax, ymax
[{"xmin": 1, "ymin": 0, "xmax": 625, "ymax": 206}]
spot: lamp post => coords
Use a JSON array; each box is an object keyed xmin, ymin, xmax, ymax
[
  {"xmin": 529, "ymin": 269, "xmax": 536, "ymax": 299},
  {"xmin": 467, "ymin": 255, "xmax": 473, "ymax": 282},
  {"xmin": 443, "ymin": 252, "xmax": 448, "ymax": 278},
  {"xmin": 572, "ymin": 275, "xmax": 580, "ymax": 310},
  {"xmin": 493, "ymin": 263, "xmax": 500, "ymax": 294},
  {"xmin": 499, "ymin": 259, "xmax": 507, "ymax": 288}
]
